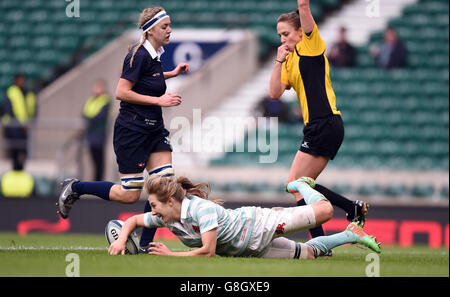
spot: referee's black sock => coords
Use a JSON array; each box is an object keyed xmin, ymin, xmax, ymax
[
  {"xmin": 296, "ymin": 199, "xmax": 325, "ymax": 238},
  {"xmin": 314, "ymin": 184, "xmax": 355, "ymax": 218}
]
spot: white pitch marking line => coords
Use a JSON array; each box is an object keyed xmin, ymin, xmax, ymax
[{"xmin": 0, "ymin": 246, "xmax": 108, "ymax": 251}]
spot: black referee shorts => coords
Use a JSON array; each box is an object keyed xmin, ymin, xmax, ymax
[
  {"xmin": 113, "ymin": 122, "xmax": 172, "ymax": 174},
  {"xmin": 299, "ymin": 115, "xmax": 344, "ymax": 160}
]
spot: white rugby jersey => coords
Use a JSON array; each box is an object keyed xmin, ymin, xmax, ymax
[{"xmin": 143, "ymin": 195, "xmax": 256, "ymax": 256}]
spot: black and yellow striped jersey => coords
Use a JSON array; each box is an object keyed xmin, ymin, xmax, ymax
[{"xmin": 281, "ymin": 24, "xmax": 341, "ymax": 125}]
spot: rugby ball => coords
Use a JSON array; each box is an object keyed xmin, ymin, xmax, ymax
[{"xmin": 105, "ymin": 220, "xmax": 140, "ymax": 255}]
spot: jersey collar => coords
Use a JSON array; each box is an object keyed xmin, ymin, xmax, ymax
[
  {"xmin": 143, "ymin": 39, "xmax": 165, "ymax": 61},
  {"xmin": 180, "ymin": 196, "xmax": 190, "ymax": 222}
]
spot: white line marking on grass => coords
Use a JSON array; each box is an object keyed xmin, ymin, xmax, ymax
[{"xmin": 0, "ymin": 246, "xmax": 108, "ymax": 251}]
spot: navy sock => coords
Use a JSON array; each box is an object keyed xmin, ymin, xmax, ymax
[
  {"xmin": 314, "ymin": 184, "xmax": 354, "ymax": 217},
  {"xmin": 72, "ymin": 181, "xmax": 114, "ymax": 200},
  {"xmin": 297, "ymin": 199, "xmax": 325, "ymax": 238},
  {"xmin": 139, "ymin": 200, "xmax": 156, "ymax": 247}
]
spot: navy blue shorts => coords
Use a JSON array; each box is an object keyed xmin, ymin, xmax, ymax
[
  {"xmin": 299, "ymin": 115, "xmax": 344, "ymax": 160},
  {"xmin": 113, "ymin": 121, "xmax": 172, "ymax": 174}
]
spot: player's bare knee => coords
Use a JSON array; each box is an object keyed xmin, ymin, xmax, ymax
[
  {"xmin": 313, "ymin": 200, "xmax": 333, "ymax": 225},
  {"xmin": 323, "ymin": 201, "xmax": 333, "ymax": 221}
]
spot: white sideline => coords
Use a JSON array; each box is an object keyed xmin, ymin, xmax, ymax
[{"xmin": 0, "ymin": 246, "xmax": 107, "ymax": 251}]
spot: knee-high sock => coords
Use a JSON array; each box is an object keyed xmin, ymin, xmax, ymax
[
  {"xmin": 314, "ymin": 184, "xmax": 354, "ymax": 217},
  {"xmin": 72, "ymin": 181, "xmax": 114, "ymax": 200},
  {"xmin": 305, "ymin": 230, "xmax": 357, "ymax": 257},
  {"xmin": 139, "ymin": 200, "xmax": 156, "ymax": 247},
  {"xmin": 294, "ymin": 181, "xmax": 328, "ymax": 205}
]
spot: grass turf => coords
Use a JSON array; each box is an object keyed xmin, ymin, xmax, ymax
[{"xmin": 0, "ymin": 232, "xmax": 448, "ymax": 277}]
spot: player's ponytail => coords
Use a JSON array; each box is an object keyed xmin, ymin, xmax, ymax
[
  {"xmin": 176, "ymin": 176, "xmax": 209, "ymax": 200},
  {"xmin": 129, "ymin": 33, "xmax": 146, "ymax": 68},
  {"xmin": 145, "ymin": 175, "xmax": 223, "ymax": 205}
]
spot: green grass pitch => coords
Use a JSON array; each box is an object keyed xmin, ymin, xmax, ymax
[{"xmin": 0, "ymin": 232, "xmax": 448, "ymax": 277}]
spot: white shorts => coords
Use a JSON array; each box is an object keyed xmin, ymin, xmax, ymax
[{"xmin": 240, "ymin": 205, "xmax": 316, "ymax": 257}]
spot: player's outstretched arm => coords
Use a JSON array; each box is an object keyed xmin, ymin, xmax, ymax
[
  {"xmin": 148, "ymin": 228, "xmax": 218, "ymax": 257},
  {"xmin": 297, "ymin": 0, "xmax": 316, "ymax": 34},
  {"xmin": 164, "ymin": 62, "xmax": 189, "ymax": 79},
  {"xmin": 108, "ymin": 214, "xmax": 146, "ymax": 255}
]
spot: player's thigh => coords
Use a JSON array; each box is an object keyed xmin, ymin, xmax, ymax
[
  {"xmin": 146, "ymin": 150, "xmax": 172, "ymax": 171},
  {"xmin": 268, "ymin": 205, "xmax": 316, "ymax": 237},
  {"xmin": 287, "ymin": 150, "xmax": 329, "ymax": 183},
  {"xmin": 145, "ymin": 128, "xmax": 173, "ymax": 171}
]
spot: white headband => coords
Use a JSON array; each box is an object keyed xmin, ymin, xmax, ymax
[{"xmin": 141, "ymin": 10, "xmax": 169, "ymax": 33}]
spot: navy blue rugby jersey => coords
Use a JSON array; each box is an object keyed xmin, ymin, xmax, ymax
[{"xmin": 118, "ymin": 42, "xmax": 167, "ymax": 133}]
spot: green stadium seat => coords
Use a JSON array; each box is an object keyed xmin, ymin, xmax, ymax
[
  {"xmin": 440, "ymin": 185, "xmax": 449, "ymax": 198},
  {"xmin": 34, "ymin": 176, "xmax": 58, "ymax": 196},
  {"xmin": 383, "ymin": 184, "xmax": 407, "ymax": 197},
  {"xmin": 410, "ymin": 184, "xmax": 435, "ymax": 198},
  {"xmin": 357, "ymin": 183, "xmax": 381, "ymax": 196},
  {"xmin": 328, "ymin": 183, "xmax": 352, "ymax": 196}
]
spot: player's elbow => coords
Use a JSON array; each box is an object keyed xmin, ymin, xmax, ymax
[
  {"xmin": 200, "ymin": 246, "xmax": 216, "ymax": 257},
  {"xmin": 115, "ymin": 88, "xmax": 125, "ymax": 101},
  {"xmin": 268, "ymin": 92, "xmax": 278, "ymax": 100},
  {"xmin": 268, "ymin": 88, "xmax": 282, "ymax": 100}
]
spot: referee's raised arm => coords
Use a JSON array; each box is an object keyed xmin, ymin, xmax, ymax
[{"xmin": 297, "ymin": 0, "xmax": 316, "ymax": 34}]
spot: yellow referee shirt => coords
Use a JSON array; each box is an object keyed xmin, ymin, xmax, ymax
[{"xmin": 281, "ymin": 24, "xmax": 341, "ymax": 125}]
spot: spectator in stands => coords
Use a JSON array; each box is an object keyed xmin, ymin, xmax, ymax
[
  {"xmin": 328, "ymin": 27, "xmax": 357, "ymax": 68},
  {"xmin": 255, "ymin": 95, "xmax": 291, "ymax": 123},
  {"xmin": 269, "ymin": 0, "xmax": 369, "ymax": 255},
  {"xmin": 83, "ymin": 79, "xmax": 111, "ymax": 181},
  {"xmin": 1, "ymin": 73, "xmax": 37, "ymax": 170},
  {"xmin": 370, "ymin": 27, "xmax": 408, "ymax": 69},
  {"xmin": 57, "ymin": 6, "xmax": 189, "ymax": 253},
  {"xmin": 255, "ymin": 95, "xmax": 302, "ymax": 124}
]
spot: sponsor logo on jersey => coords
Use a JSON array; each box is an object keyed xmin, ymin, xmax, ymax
[{"xmin": 276, "ymin": 222, "xmax": 286, "ymax": 235}]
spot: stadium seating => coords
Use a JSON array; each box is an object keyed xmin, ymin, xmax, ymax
[
  {"xmin": 0, "ymin": 0, "xmax": 346, "ymax": 94},
  {"xmin": 209, "ymin": 0, "xmax": 448, "ymax": 198},
  {"xmin": 212, "ymin": 0, "xmax": 449, "ymax": 172}
]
